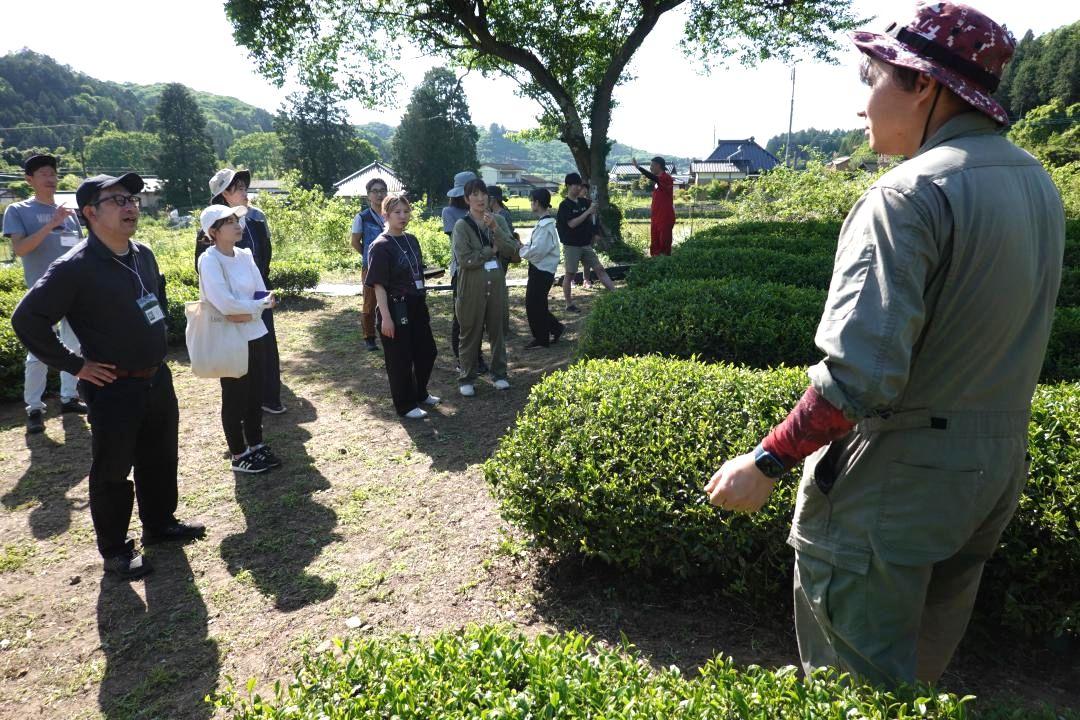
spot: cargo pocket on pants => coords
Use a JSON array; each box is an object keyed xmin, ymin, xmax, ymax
[{"xmin": 876, "ymin": 461, "xmax": 983, "ymax": 566}]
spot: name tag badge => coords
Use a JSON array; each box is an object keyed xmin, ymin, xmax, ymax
[
  {"xmin": 483, "ymin": 259, "xmax": 499, "ymax": 271},
  {"xmin": 415, "ymin": 279, "xmax": 424, "ymax": 290},
  {"xmin": 59, "ymin": 231, "xmax": 79, "ymax": 247},
  {"xmin": 137, "ymin": 295, "xmax": 165, "ymax": 325}
]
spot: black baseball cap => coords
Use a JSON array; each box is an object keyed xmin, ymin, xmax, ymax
[
  {"xmin": 24, "ymin": 154, "xmax": 57, "ymax": 175},
  {"xmin": 564, "ymin": 172, "xmax": 583, "ymax": 186},
  {"xmin": 76, "ymin": 173, "xmax": 145, "ymax": 210},
  {"xmin": 487, "ymin": 185, "xmax": 505, "ymax": 201}
]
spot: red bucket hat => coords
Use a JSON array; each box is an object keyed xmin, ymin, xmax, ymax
[{"xmin": 852, "ymin": 2, "xmax": 1016, "ymax": 125}]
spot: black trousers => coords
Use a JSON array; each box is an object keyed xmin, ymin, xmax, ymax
[
  {"xmin": 80, "ymin": 365, "xmax": 179, "ymax": 558},
  {"xmin": 378, "ymin": 296, "xmax": 438, "ymax": 415},
  {"xmin": 220, "ymin": 340, "xmax": 265, "ymax": 456},
  {"xmin": 260, "ymin": 308, "xmax": 281, "ymax": 407},
  {"xmin": 526, "ymin": 263, "xmax": 562, "ymax": 345},
  {"xmin": 451, "ymin": 273, "xmax": 484, "ymax": 365}
]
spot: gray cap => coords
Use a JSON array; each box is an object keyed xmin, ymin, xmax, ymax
[{"xmin": 446, "ymin": 171, "xmax": 477, "ymax": 198}]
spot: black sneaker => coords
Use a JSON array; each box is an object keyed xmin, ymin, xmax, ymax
[
  {"xmin": 142, "ymin": 520, "xmax": 207, "ymax": 546},
  {"xmin": 26, "ymin": 410, "xmax": 45, "ymax": 434},
  {"xmin": 103, "ymin": 540, "xmax": 152, "ymax": 580},
  {"xmin": 60, "ymin": 398, "xmax": 88, "ymax": 414},
  {"xmin": 551, "ymin": 324, "xmax": 564, "ymax": 344},
  {"xmin": 251, "ymin": 446, "xmax": 282, "ymax": 469},
  {"xmin": 232, "ymin": 452, "xmax": 270, "ymax": 474},
  {"xmin": 364, "ymin": 338, "xmax": 379, "ymax": 352}
]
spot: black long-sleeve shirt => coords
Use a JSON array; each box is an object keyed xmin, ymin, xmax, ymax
[
  {"xmin": 12, "ymin": 231, "xmax": 169, "ymax": 375},
  {"xmin": 636, "ymin": 166, "xmax": 660, "ymax": 183}
]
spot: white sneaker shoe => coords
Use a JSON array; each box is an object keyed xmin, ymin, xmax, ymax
[
  {"xmin": 404, "ymin": 407, "xmax": 428, "ymax": 419},
  {"xmin": 422, "ymin": 394, "xmax": 441, "ymax": 406},
  {"xmin": 493, "ymin": 379, "xmax": 510, "ymax": 391},
  {"xmin": 459, "ymin": 384, "xmax": 475, "ymax": 397}
]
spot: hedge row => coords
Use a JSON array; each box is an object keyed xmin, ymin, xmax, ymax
[
  {"xmin": 485, "ymin": 357, "xmax": 1080, "ymax": 639},
  {"xmin": 159, "ymin": 259, "xmax": 320, "ymax": 298},
  {"xmin": 211, "ymin": 625, "xmax": 1068, "ymax": 719},
  {"xmin": 681, "ymin": 220, "xmax": 840, "ymax": 255},
  {"xmin": 626, "ymin": 246, "xmax": 834, "ymax": 290},
  {"xmin": 578, "ymin": 279, "xmax": 1079, "ymax": 383},
  {"xmin": 577, "ymin": 278, "xmax": 825, "ymax": 369}
]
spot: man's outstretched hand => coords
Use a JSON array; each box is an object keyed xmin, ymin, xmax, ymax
[{"xmin": 705, "ymin": 452, "xmax": 776, "ymax": 513}]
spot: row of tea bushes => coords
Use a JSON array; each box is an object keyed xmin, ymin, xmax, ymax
[
  {"xmin": 212, "ymin": 625, "xmax": 1069, "ymax": 719},
  {"xmin": 625, "ymin": 246, "xmax": 834, "ymax": 291},
  {"xmin": 485, "ymin": 357, "xmax": 1080, "ymax": 639}
]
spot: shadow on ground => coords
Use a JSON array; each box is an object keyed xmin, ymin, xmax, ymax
[
  {"xmin": 96, "ymin": 544, "xmax": 219, "ymax": 719},
  {"xmin": 218, "ymin": 388, "xmax": 339, "ymax": 611},
  {"xmin": 2, "ymin": 410, "xmax": 91, "ymax": 538}
]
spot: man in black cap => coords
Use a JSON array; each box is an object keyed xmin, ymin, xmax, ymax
[
  {"xmin": 12, "ymin": 173, "xmax": 206, "ymax": 580},
  {"xmin": 556, "ymin": 172, "xmax": 615, "ymax": 312},
  {"xmin": 2, "ymin": 154, "xmax": 86, "ymax": 433}
]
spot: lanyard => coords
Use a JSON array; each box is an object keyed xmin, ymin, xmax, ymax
[
  {"xmin": 390, "ymin": 234, "xmax": 419, "ymax": 278},
  {"xmin": 111, "ymin": 251, "xmax": 150, "ymax": 298}
]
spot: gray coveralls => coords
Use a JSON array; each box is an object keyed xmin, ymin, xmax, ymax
[
  {"xmin": 452, "ymin": 214, "xmax": 518, "ymax": 384},
  {"xmin": 790, "ymin": 113, "xmax": 1065, "ymax": 686}
]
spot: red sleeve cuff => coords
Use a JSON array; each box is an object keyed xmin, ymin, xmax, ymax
[{"xmin": 761, "ymin": 385, "xmax": 855, "ymax": 470}]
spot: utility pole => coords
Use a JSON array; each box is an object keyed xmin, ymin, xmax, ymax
[{"xmin": 785, "ymin": 64, "xmax": 796, "ymax": 168}]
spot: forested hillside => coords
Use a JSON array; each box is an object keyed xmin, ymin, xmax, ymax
[{"xmin": 0, "ymin": 50, "xmax": 273, "ymax": 160}]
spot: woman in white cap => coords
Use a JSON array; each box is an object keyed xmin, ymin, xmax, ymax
[
  {"xmin": 197, "ymin": 168, "xmax": 286, "ymax": 415},
  {"xmin": 198, "ymin": 204, "xmax": 281, "ymax": 474},
  {"xmin": 443, "ymin": 170, "xmax": 486, "ymax": 373}
]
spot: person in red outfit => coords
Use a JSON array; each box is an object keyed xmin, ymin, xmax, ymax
[{"xmin": 632, "ymin": 156, "xmax": 675, "ymax": 256}]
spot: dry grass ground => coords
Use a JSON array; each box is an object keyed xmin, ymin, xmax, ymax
[{"xmin": 0, "ymin": 287, "xmax": 1076, "ymax": 719}]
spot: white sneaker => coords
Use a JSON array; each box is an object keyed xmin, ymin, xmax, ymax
[
  {"xmin": 422, "ymin": 394, "xmax": 441, "ymax": 406},
  {"xmin": 459, "ymin": 384, "xmax": 475, "ymax": 397},
  {"xmin": 404, "ymin": 407, "xmax": 428, "ymax": 419},
  {"xmin": 493, "ymin": 379, "xmax": 510, "ymax": 391}
]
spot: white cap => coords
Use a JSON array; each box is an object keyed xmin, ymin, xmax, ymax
[
  {"xmin": 208, "ymin": 168, "xmax": 251, "ymax": 199},
  {"xmin": 200, "ymin": 204, "xmax": 247, "ymax": 234}
]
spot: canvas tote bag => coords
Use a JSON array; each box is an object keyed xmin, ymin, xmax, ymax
[{"xmin": 185, "ymin": 251, "xmax": 250, "ymax": 378}]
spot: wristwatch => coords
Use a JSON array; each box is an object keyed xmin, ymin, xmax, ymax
[{"xmin": 753, "ymin": 444, "xmax": 787, "ymax": 479}]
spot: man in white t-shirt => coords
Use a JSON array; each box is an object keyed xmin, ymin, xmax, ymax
[{"xmin": 2, "ymin": 154, "xmax": 86, "ymax": 433}]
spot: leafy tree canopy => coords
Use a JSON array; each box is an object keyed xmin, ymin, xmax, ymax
[
  {"xmin": 276, "ymin": 87, "xmax": 378, "ymax": 193},
  {"xmin": 227, "ymin": 0, "xmax": 863, "ymax": 210},
  {"xmin": 996, "ymin": 21, "xmax": 1080, "ymax": 120},
  {"xmin": 1008, "ymin": 99, "xmax": 1080, "ymax": 167},
  {"xmin": 227, "ymin": 131, "xmax": 284, "ymax": 176},
  {"xmin": 84, "ymin": 130, "xmax": 160, "ymax": 174},
  {"xmin": 154, "ymin": 84, "xmax": 218, "ymax": 209},
  {"xmin": 393, "ymin": 68, "xmax": 479, "ymax": 205}
]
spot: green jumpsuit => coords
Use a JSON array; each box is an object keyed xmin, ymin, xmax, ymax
[
  {"xmin": 452, "ymin": 214, "xmax": 518, "ymax": 385},
  {"xmin": 791, "ymin": 113, "xmax": 1065, "ymax": 685}
]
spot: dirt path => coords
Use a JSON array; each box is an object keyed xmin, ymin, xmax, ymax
[{"xmin": 0, "ymin": 289, "xmax": 1076, "ymax": 719}]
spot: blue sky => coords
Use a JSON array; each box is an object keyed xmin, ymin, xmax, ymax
[{"xmin": 2, "ymin": 1, "xmax": 1076, "ymax": 158}]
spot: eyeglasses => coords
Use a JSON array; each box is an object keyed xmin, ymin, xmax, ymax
[
  {"xmin": 92, "ymin": 194, "xmax": 142, "ymax": 209},
  {"xmin": 369, "ymin": 187, "xmax": 388, "ymax": 194}
]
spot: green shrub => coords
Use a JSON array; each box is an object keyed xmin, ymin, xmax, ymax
[
  {"xmin": 211, "ymin": 625, "xmax": 1017, "ymax": 720},
  {"xmin": 730, "ymin": 159, "xmax": 885, "ymax": 222},
  {"xmin": 0, "ymin": 264, "xmax": 23, "ymax": 292},
  {"xmin": 487, "ymin": 358, "xmax": 805, "ymax": 586},
  {"xmin": 626, "ymin": 246, "xmax": 834, "ymax": 290},
  {"xmin": 577, "ymin": 278, "xmax": 825, "ymax": 369},
  {"xmin": 164, "ymin": 281, "xmax": 199, "ymax": 346},
  {"xmin": 1042, "ymin": 307, "xmax": 1080, "ymax": 382},
  {"xmin": 487, "ymin": 357, "xmax": 1080, "ymax": 638},
  {"xmin": 682, "ymin": 220, "xmax": 839, "ymax": 255},
  {"xmin": 0, "ymin": 320, "xmax": 24, "ymax": 401},
  {"xmin": 268, "ymin": 262, "xmax": 320, "ymax": 296},
  {"xmin": 1057, "ymin": 267, "xmax": 1079, "ymax": 306}
]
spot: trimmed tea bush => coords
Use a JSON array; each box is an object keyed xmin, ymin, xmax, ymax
[
  {"xmin": 682, "ymin": 220, "xmax": 840, "ymax": 255},
  {"xmin": 0, "ymin": 320, "xmax": 23, "ymax": 401},
  {"xmin": 486, "ymin": 358, "xmax": 805, "ymax": 589},
  {"xmin": 577, "ymin": 278, "xmax": 824, "ymax": 369},
  {"xmin": 486, "ymin": 357, "xmax": 1080, "ymax": 638},
  {"xmin": 626, "ymin": 246, "xmax": 834, "ymax": 290},
  {"xmin": 0, "ymin": 264, "xmax": 23, "ymax": 293},
  {"xmin": 212, "ymin": 625, "xmax": 1022, "ymax": 720},
  {"xmin": 1043, "ymin": 307, "xmax": 1080, "ymax": 382}
]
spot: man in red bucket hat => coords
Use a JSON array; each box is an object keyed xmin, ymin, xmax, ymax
[{"xmin": 706, "ymin": 2, "xmax": 1065, "ymax": 686}]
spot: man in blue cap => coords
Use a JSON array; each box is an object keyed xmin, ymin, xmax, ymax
[
  {"xmin": 12, "ymin": 173, "xmax": 206, "ymax": 580},
  {"xmin": 2, "ymin": 154, "xmax": 86, "ymax": 433}
]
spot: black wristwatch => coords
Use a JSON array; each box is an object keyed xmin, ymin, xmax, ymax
[{"xmin": 753, "ymin": 444, "xmax": 787, "ymax": 479}]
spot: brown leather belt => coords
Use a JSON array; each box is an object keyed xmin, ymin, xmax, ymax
[{"xmin": 113, "ymin": 365, "xmax": 159, "ymax": 379}]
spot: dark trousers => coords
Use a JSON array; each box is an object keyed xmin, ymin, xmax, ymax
[
  {"xmin": 220, "ymin": 340, "xmax": 265, "ymax": 456},
  {"xmin": 451, "ymin": 273, "xmax": 484, "ymax": 365},
  {"xmin": 379, "ymin": 296, "xmax": 438, "ymax": 415},
  {"xmin": 80, "ymin": 365, "xmax": 179, "ymax": 558},
  {"xmin": 525, "ymin": 263, "xmax": 562, "ymax": 345},
  {"xmin": 260, "ymin": 308, "xmax": 282, "ymax": 407}
]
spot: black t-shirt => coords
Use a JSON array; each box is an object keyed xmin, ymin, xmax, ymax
[
  {"xmin": 556, "ymin": 197, "xmax": 593, "ymax": 247},
  {"xmin": 364, "ymin": 232, "xmax": 424, "ymax": 297}
]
